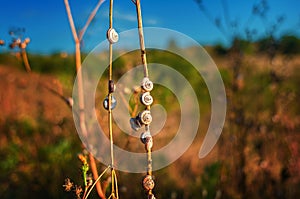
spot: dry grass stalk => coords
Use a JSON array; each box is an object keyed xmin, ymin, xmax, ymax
[{"xmin": 63, "ymin": 0, "xmax": 106, "ymax": 198}]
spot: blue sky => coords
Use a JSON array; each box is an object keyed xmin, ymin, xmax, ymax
[{"xmin": 0, "ymin": 0, "xmax": 299, "ymax": 54}]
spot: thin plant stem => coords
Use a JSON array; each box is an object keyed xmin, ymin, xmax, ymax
[
  {"xmin": 21, "ymin": 48, "xmax": 31, "ymax": 72},
  {"xmin": 89, "ymin": 153, "xmax": 106, "ymax": 199},
  {"xmin": 64, "ymin": 0, "xmax": 79, "ymax": 42},
  {"xmin": 112, "ymin": 170, "xmax": 119, "ymax": 198},
  {"xmin": 63, "ymin": 0, "xmax": 106, "ymax": 198},
  {"xmin": 118, "ymin": 91, "xmax": 133, "ymax": 114},
  {"xmin": 79, "ymin": 0, "xmax": 106, "ymax": 41},
  {"xmin": 135, "ymin": 0, "xmax": 149, "ymax": 77},
  {"xmin": 132, "ymin": 91, "xmax": 140, "ymax": 117},
  {"xmin": 82, "ymin": 186, "xmax": 89, "ymax": 199},
  {"xmin": 84, "ymin": 166, "xmax": 111, "ymax": 199}
]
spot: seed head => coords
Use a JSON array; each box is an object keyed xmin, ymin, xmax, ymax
[{"xmin": 63, "ymin": 178, "xmax": 74, "ymax": 192}]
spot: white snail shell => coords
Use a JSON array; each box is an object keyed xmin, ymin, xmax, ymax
[
  {"xmin": 107, "ymin": 28, "xmax": 119, "ymax": 44},
  {"xmin": 140, "ymin": 92, "xmax": 153, "ymax": 106},
  {"xmin": 141, "ymin": 77, "xmax": 153, "ymax": 92}
]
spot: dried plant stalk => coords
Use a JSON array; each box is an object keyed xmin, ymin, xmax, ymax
[
  {"xmin": 21, "ymin": 48, "xmax": 31, "ymax": 72},
  {"xmin": 63, "ymin": 0, "xmax": 106, "ymax": 198}
]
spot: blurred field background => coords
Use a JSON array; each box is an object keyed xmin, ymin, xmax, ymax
[{"xmin": 1, "ymin": 35, "xmax": 300, "ymax": 198}]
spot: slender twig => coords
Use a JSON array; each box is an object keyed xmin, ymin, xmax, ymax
[
  {"xmin": 21, "ymin": 48, "xmax": 31, "ymax": 72},
  {"xmin": 82, "ymin": 186, "xmax": 89, "ymax": 199},
  {"xmin": 63, "ymin": 1, "xmax": 106, "ymax": 198},
  {"xmin": 135, "ymin": 0, "xmax": 149, "ymax": 77},
  {"xmin": 89, "ymin": 153, "xmax": 106, "ymax": 199},
  {"xmin": 64, "ymin": 0, "xmax": 79, "ymax": 42},
  {"xmin": 118, "ymin": 90, "xmax": 133, "ymax": 114},
  {"xmin": 79, "ymin": 0, "xmax": 106, "ymax": 41},
  {"xmin": 64, "ymin": 0, "xmax": 87, "ymax": 139},
  {"xmin": 84, "ymin": 166, "xmax": 111, "ymax": 199},
  {"xmin": 42, "ymin": 84, "xmax": 73, "ymax": 108}
]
